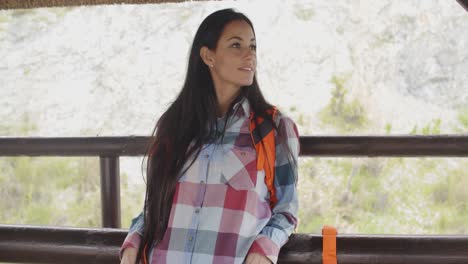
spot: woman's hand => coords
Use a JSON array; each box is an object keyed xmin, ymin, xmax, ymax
[
  {"xmin": 244, "ymin": 253, "xmax": 272, "ymax": 264},
  {"xmin": 120, "ymin": 248, "xmax": 138, "ymax": 264}
]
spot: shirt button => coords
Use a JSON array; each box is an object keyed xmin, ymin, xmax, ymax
[
  {"xmin": 200, "ymin": 180, "xmax": 205, "ymax": 184},
  {"xmin": 195, "ymin": 208, "xmax": 200, "ymax": 213},
  {"xmin": 204, "ymin": 154, "xmax": 209, "ymax": 158},
  {"xmin": 240, "ymin": 151, "xmax": 246, "ymax": 156},
  {"xmin": 188, "ymin": 236, "xmax": 193, "ymax": 241}
]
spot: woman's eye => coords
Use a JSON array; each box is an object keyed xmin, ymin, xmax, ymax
[
  {"xmin": 250, "ymin": 45, "xmax": 257, "ymax": 51},
  {"xmin": 231, "ymin": 43, "xmax": 240, "ymax": 48}
]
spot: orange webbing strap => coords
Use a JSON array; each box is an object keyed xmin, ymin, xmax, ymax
[
  {"xmin": 143, "ymin": 243, "xmax": 148, "ymax": 264},
  {"xmin": 322, "ymin": 225, "xmax": 337, "ymax": 264}
]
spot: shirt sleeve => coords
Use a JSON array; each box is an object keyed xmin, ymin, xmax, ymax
[
  {"xmin": 247, "ymin": 113, "xmax": 300, "ymax": 264},
  {"xmin": 119, "ymin": 211, "xmax": 145, "ymax": 260}
]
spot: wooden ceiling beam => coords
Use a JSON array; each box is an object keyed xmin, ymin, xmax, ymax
[
  {"xmin": 2, "ymin": 1, "xmax": 467, "ymax": 12},
  {"xmin": 0, "ymin": 0, "xmax": 207, "ymax": 10}
]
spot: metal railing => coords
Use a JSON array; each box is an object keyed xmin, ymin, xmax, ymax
[
  {"xmin": 0, "ymin": 135, "xmax": 467, "ymax": 263},
  {"xmin": 1, "ymin": 224, "xmax": 468, "ymax": 264}
]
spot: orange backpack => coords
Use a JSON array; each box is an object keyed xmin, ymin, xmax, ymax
[
  {"xmin": 248, "ymin": 107, "xmax": 279, "ymax": 210},
  {"xmin": 250, "ymin": 108, "xmax": 338, "ymax": 264}
]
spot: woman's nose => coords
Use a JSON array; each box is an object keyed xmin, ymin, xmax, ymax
[{"xmin": 243, "ymin": 48, "xmax": 255, "ymax": 61}]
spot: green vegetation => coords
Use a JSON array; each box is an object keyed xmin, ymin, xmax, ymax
[
  {"xmin": 0, "ymin": 156, "xmax": 101, "ymax": 227},
  {"xmin": 453, "ymin": 106, "xmax": 468, "ymax": 133},
  {"xmin": 410, "ymin": 118, "xmax": 441, "ymax": 135},
  {"xmin": 297, "ymin": 155, "xmax": 468, "ymax": 234},
  {"xmin": 0, "ymin": 75, "xmax": 466, "ymax": 234},
  {"xmin": 296, "ymin": 77, "xmax": 467, "ymax": 234},
  {"xmin": 0, "ymin": 14, "xmax": 11, "ymax": 23},
  {"xmin": 318, "ymin": 76, "xmax": 369, "ymax": 133},
  {"xmin": 294, "ymin": 3, "xmax": 315, "ymax": 21},
  {"xmin": 0, "ymin": 153, "xmax": 145, "ymax": 227},
  {"xmin": 0, "ymin": 115, "xmax": 142, "ymax": 228}
]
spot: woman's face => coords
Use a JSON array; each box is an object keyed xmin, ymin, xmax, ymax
[{"xmin": 207, "ymin": 20, "xmax": 257, "ymax": 89}]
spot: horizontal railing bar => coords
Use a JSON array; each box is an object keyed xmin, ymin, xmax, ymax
[
  {"xmin": 0, "ymin": 135, "xmax": 467, "ymax": 157},
  {"xmin": 0, "ymin": 136, "xmax": 150, "ymax": 156},
  {"xmin": 1, "ymin": 224, "xmax": 468, "ymax": 264},
  {"xmin": 0, "ymin": 224, "xmax": 125, "ymax": 264},
  {"xmin": 300, "ymin": 135, "xmax": 468, "ymax": 157}
]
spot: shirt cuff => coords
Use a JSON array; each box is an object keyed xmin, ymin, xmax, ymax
[
  {"xmin": 119, "ymin": 232, "xmax": 142, "ymax": 260},
  {"xmin": 247, "ymin": 234, "xmax": 281, "ymax": 264}
]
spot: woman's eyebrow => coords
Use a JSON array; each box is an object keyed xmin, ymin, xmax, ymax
[{"xmin": 227, "ymin": 36, "xmax": 256, "ymax": 42}]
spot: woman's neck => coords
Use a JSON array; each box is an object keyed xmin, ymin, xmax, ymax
[{"xmin": 215, "ymin": 86, "xmax": 241, "ymax": 118}]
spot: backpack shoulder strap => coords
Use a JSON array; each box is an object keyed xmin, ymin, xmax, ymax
[{"xmin": 249, "ymin": 106, "xmax": 278, "ymax": 209}]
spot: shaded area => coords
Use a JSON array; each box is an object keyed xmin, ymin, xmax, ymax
[
  {"xmin": 1, "ymin": 224, "xmax": 468, "ymax": 263},
  {"xmin": 1, "ymin": 0, "xmax": 205, "ymax": 10}
]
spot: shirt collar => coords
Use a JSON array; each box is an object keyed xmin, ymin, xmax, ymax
[{"xmin": 232, "ymin": 95, "xmax": 250, "ymax": 118}]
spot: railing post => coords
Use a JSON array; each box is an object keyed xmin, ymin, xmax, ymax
[{"xmin": 99, "ymin": 156, "xmax": 121, "ymax": 228}]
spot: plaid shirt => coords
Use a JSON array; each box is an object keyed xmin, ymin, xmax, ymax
[{"xmin": 120, "ymin": 96, "xmax": 300, "ymax": 264}]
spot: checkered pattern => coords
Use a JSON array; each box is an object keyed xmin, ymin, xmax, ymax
[{"xmin": 120, "ymin": 97, "xmax": 299, "ymax": 264}]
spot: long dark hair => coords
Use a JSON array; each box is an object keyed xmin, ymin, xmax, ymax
[{"xmin": 135, "ymin": 8, "xmax": 296, "ymax": 263}]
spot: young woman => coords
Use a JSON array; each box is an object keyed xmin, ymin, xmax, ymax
[{"xmin": 120, "ymin": 8, "xmax": 300, "ymax": 264}]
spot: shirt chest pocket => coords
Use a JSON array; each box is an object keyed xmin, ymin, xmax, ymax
[{"xmin": 221, "ymin": 146, "xmax": 258, "ymax": 191}]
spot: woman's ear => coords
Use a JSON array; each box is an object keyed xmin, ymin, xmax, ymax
[{"xmin": 200, "ymin": 46, "xmax": 215, "ymax": 68}]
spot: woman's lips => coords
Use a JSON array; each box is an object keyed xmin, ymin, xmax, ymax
[{"xmin": 238, "ymin": 67, "xmax": 254, "ymax": 72}]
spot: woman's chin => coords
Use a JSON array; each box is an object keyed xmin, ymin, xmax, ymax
[{"xmin": 237, "ymin": 79, "xmax": 254, "ymax": 87}]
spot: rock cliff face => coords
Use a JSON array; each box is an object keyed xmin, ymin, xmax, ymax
[{"xmin": 0, "ymin": 0, "xmax": 466, "ymax": 139}]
